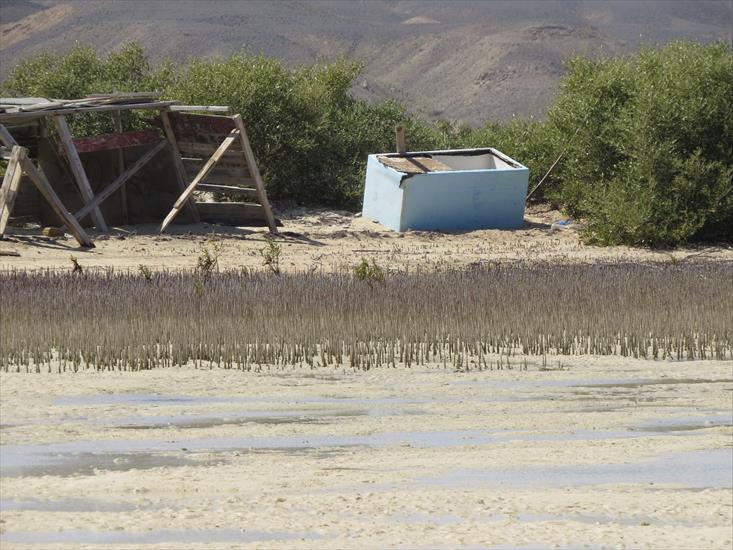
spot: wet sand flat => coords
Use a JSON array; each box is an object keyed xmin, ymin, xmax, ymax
[{"xmin": 1, "ymin": 356, "xmax": 732, "ymax": 549}]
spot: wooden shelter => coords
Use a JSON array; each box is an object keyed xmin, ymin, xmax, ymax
[{"xmin": 0, "ymin": 94, "xmax": 278, "ymax": 247}]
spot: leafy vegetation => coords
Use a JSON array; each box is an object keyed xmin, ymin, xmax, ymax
[
  {"xmin": 353, "ymin": 258, "xmax": 385, "ymax": 285},
  {"xmin": 259, "ymin": 237, "xmax": 282, "ymax": 275},
  {"xmin": 2, "ymin": 41, "xmax": 731, "ymax": 246},
  {"xmin": 545, "ymin": 42, "xmax": 733, "ymax": 246}
]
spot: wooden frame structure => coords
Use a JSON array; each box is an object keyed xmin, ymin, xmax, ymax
[
  {"xmin": 0, "ymin": 136, "xmax": 93, "ymax": 247},
  {"xmin": 0, "ymin": 95, "xmax": 278, "ymax": 246},
  {"xmin": 160, "ymin": 113, "xmax": 276, "ymax": 232}
]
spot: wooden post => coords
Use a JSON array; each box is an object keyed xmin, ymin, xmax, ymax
[
  {"xmin": 159, "ymin": 108, "xmax": 200, "ymax": 222},
  {"xmin": 395, "ymin": 125, "xmax": 406, "ymax": 154},
  {"xmin": 160, "ymin": 130, "xmax": 239, "ymax": 232},
  {"xmin": 53, "ymin": 115, "xmax": 109, "ymax": 232},
  {"xmin": 0, "ymin": 146, "xmax": 27, "ymax": 235},
  {"xmin": 231, "ymin": 115, "xmax": 278, "ymax": 233},
  {"xmin": 111, "ymin": 110, "xmax": 129, "ymax": 224}
]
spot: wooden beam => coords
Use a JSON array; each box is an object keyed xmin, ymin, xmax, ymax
[
  {"xmin": 183, "ymin": 169, "xmax": 255, "ymax": 188},
  {"xmin": 66, "ymin": 140, "xmax": 167, "ymax": 225},
  {"xmin": 160, "ymin": 129, "xmax": 239, "ymax": 232},
  {"xmin": 0, "ymin": 124, "xmax": 93, "ymax": 246},
  {"xmin": 176, "ymin": 140, "xmax": 243, "ymax": 158},
  {"xmin": 0, "ymin": 124, "xmax": 17, "ymax": 149},
  {"xmin": 111, "ymin": 111, "xmax": 128, "ymax": 224},
  {"xmin": 169, "ymin": 105, "xmax": 230, "ymax": 113},
  {"xmin": 0, "ymin": 146, "xmax": 27, "ymax": 235},
  {"xmin": 182, "ymin": 156, "xmax": 251, "ymax": 175},
  {"xmin": 54, "ymin": 115, "xmax": 109, "ymax": 232},
  {"xmin": 160, "ymin": 109, "xmax": 200, "ymax": 222},
  {"xmin": 395, "ymin": 125, "xmax": 406, "ymax": 154},
  {"xmin": 0, "ymin": 101, "xmax": 177, "ymax": 122},
  {"xmin": 231, "ymin": 115, "xmax": 277, "ymax": 233}
]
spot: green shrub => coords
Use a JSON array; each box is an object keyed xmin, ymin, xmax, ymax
[
  {"xmin": 354, "ymin": 258, "xmax": 385, "ymax": 285},
  {"xmin": 547, "ymin": 41, "xmax": 733, "ymax": 245}
]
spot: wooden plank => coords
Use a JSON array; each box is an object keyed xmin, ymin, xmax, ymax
[
  {"xmin": 197, "ymin": 184, "xmax": 258, "ymax": 200},
  {"xmin": 54, "ymin": 115, "xmax": 109, "ymax": 232},
  {"xmin": 160, "ymin": 109, "xmax": 200, "ymax": 222},
  {"xmin": 182, "ymin": 157, "xmax": 250, "ymax": 174},
  {"xmin": 0, "ymin": 146, "xmax": 27, "ymax": 235},
  {"xmin": 66, "ymin": 141, "xmax": 167, "ymax": 225},
  {"xmin": 186, "ymin": 162, "xmax": 255, "ymax": 187},
  {"xmin": 86, "ymin": 92, "xmax": 159, "ymax": 101},
  {"xmin": 167, "ymin": 112, "xmax": 236, "ymax": 135},
  {"xmin": 377, "ymin": 155, "xmax": 453, "ymax": 174},
  {"xmin": 72, "ymin": 129, "xmax": 161, "ymax": 153},
  {"xmin": 195, "ymin": 201, "xmax": 271, "ymax": 226},
  {"xmin": 232, "ymin": 115, "xmax": 277, "ymax": 233},
  {"xmin": 111, "ymin": 111, "xmax": 128, "ymax": 224},
  {"xmin": 0, "ymin": 125, "xmax": 18, "ymax": 149},
  {"xmin": 185, "ymin": 171, "xmax": 255, "ymax": 187},
  {"xmin": 176, "ymin": 140, "xmax": 243, "ymax": 158},
  {"xmin": 395, "ymin": 125, "xmax": 406, "ymax": 154},
  {"xmin": 169, "ymin": 105, "xmax": 230, "ymax": 113},
  {"xmin": 160, "ymin": 129, "xmax": 239, "ymax": 232},
  {"xmin": 0, "ymin": 101, "xmax": 177, "ymax": 122}
]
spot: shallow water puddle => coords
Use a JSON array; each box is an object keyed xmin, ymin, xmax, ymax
[
  {"xmin": 389, "ymin": 511, "xmax": 693, "ymax": 528},
  {"xmin": 451, "ymin": 377, "xmax": 733, "ymax": 390},
  {"xmin": 53, "ymin": 392, "xmax": 529, "ymax": 410},
  {"xmin": 488, "ymin": 545, "xmax": 606, "ymax": 550},
  {"xmin": 0, "ymin": 497, "xmax": 140, "ymax": 513},
  {"xmin": 631, "ymin": 412, "xmax": 733, "ymax": 433},
  {"xmin": 513, "ymin": 512, "xmax": 693, "ymax": 526},
  {"xmin": 575, "ymin": 378, "xmax": 733, "ymax": 389},
  {"xmin": 53, "ymin": 393, "xmax": 233, "ymax": 407},
  {"xmin": 2, "ymin": 424, "xmax": 714, "ymax": 478},
  {"xmin": 0, "ymin": 450, "xmax": 214, "ymax": 478},
  {"xmin": 54, "ymin": 392, "xmax": 434, "ymax": 407},
  {"xmin": 418, "ymin": 448, "xmax": 733, "ymax": 489},
  {"xmin": 0, "ymin": 430, "xmax": 497, "ymax": 477},
  {"xmin": 112, "ymin": 408, "xmax": 370, "ymax": 430},
  {"xmin": 0, "ymin": 528, "xmax": 324, "ymax": 545}
]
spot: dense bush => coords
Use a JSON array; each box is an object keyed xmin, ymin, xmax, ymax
[
  {"xmin": 546, "ymin": 41, "xmax": 733, "ymax": 245},
  {"xmin": 3, "ymin": 41, "xmax": 731, "ymax": 245}
]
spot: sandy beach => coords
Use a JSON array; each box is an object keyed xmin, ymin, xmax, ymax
[{"xmin": 1, "ymin": 355, "xmax": 732, "ymax": 549}]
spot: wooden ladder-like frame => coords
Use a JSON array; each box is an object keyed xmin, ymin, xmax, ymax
[{"xmin": 159, "ymin": 112, "xmax": 277, "ymax": 233}]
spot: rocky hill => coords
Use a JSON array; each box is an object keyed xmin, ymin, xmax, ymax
[{"xmin": 1, "ymin": 0, "xmax": 731, "ymax": 124}]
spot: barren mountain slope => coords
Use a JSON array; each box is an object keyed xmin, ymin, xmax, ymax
[{"xmin": 1, "ymin": 0, "xmax": 731, "ymax": 123}]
